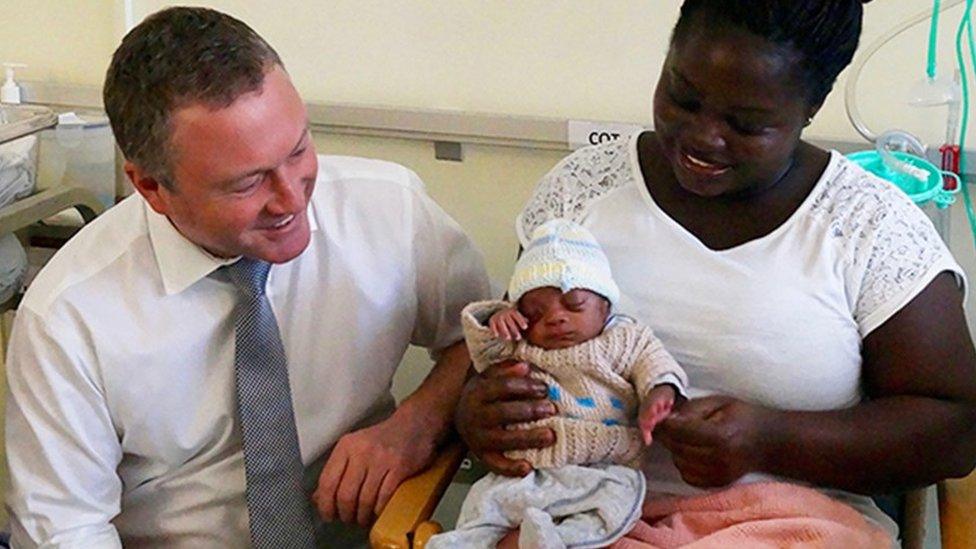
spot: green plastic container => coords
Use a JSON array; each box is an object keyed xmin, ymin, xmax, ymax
[{"xmin": 847, "ymin": 150, "xmax": 960, "ymax": 208}]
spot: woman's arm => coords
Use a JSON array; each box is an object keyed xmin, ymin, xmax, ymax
[
  {"xmin": 658, "ymin": 271, "xmax": 976, "ymax": 494},
  {"xmin": 454, "ymin": 361, "xmax": 557, "ymax": 476}
]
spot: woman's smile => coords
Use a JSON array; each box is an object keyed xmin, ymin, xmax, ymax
[{"xmin": 680, "ymin": 150, "xmax": 731, "ymax": 176}]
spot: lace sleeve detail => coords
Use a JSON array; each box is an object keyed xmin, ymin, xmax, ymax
[
  {"xmin": 813, "ymin": 160, "xmax": 965, "ymax": 336},
  {"xmin": 516, "ymin": 138, "xmax": 637, "ymax": 246}
]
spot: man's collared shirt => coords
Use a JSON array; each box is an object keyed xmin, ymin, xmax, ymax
[{"xmin": 6, "ymin": 155, "xmax": 489, "ymax": 547}]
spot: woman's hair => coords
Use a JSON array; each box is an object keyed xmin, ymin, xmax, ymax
[{"xmin": 673, "ymin": 0, "xmax": 868, "ymax": 107}]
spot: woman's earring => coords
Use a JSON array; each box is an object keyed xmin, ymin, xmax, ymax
[{"xmin": 804, "ymin": 117, "xmax": 813, "ymax": 127}]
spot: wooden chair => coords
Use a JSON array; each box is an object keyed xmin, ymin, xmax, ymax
[
  {"xmin": 940, "ymin": 473, "xmax": 976, "ymax": 548},
  {"xmin": 370, "ymin": 443, "xmax": 976, "ymax": 549},
  {"xmin": 370, "ymin": 442, "xmax": 466, "ymax": 549}
]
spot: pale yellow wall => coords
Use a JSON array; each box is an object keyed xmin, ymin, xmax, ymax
[
  {"xmin": 2, "ymin": 0, "xmax": 967, "ymax": 144},
  {"xmin": 0, "ymin": 1, "xmax": 119, "ymax": 86},
  {"xmin": 133, "ymin": 0, "xmax": 669, "ymax": 122},
  {"xmin": 133, "ymin": 0, "xmax": 971, "ymax": 146},
  {"xmin": 313, "ymin": 133, "xmax": 564, "ymax": 291}
]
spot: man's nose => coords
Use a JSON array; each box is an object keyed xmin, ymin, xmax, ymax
[{"xmin": 266, "ymin": 168, "xmax": 305, "ymax": 214}]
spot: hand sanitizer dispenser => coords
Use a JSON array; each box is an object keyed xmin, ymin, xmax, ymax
[{"xmin": 1, "ymin": 63, "xmax": 27, "ymax": 104}]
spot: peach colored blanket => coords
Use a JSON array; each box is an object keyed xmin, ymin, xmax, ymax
[{"xmin": 610, "ymin": 482, "xmax": 892, "ymax": 548}]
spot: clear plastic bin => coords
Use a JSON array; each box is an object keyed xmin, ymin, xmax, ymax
[{"xmin": 37, "ymin": 111, "xmax": 115, "ymax": 209}]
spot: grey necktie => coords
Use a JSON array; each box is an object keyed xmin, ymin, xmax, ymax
[{"xmin": 226, "ymin": 257, "xmax": 317, "ymax": 549}]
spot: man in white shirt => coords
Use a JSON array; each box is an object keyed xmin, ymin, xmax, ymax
[{"xmin": 4, "ymin": 7, "xmax": 489, "ymax": 548}]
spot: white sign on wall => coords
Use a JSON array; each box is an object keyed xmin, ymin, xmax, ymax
[{"xmin": 567, "ymin": 120, "xmax": 646, "ymax": 150}]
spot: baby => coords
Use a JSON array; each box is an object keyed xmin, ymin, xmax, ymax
[{"xmin": 428, "ymin": 219, "xmax": 688, "ymax": 549}]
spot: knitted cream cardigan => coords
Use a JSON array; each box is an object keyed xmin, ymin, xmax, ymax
[{"xmin": 462, "ymin": 300, "xmax": 688, "ymax": 469}]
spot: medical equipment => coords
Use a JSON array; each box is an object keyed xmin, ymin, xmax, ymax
[
  {"xmin": 848, "ymin": 132, "xmax": 960, "ymax": 194},
  {"xmin": 845, "ymin": 0, "xmax": 976, "ymax": 249},
  {"xmin": 846, "ymin": 1, "xmax": 965, "ymax": 143},
  {"xmin": 848, "ymin": 132, "xmax": 961, "ymax": 237}
]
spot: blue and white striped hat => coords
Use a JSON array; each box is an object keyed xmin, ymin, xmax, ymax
[{"xmin": 509, "ymin": 219, "xmax": 619, "ymax": 306}]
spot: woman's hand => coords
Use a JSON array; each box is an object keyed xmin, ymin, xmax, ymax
[
  {"xmin": 455, "ymin": 360, "xmax": 557, "ymax": 476},
  {"xmin": 656, "ymin": 395, "xmax": 779, "ymax": 487}
]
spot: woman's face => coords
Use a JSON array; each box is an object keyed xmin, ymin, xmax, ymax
[{"xmin": 653, "ymin": 22, "xmax": 817, "ymax": 198}]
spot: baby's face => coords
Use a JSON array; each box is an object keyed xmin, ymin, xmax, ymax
[{"xmin": 518, "ymin": 287, "xmax": 610, "ymax": 350}]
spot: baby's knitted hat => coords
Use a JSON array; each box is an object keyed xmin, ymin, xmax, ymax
[{"xmin": 509, "ymin": 219, "xmax": 619, "ymax": 306}]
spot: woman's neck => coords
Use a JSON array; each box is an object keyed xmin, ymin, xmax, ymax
[{"xmin": 636, "ymin": 132, "xmax": 830, "ymax": 251}]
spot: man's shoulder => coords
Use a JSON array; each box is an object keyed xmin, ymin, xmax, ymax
[
  {"xmin": 315, "ymin": 154, "xmax": 425, "ymax": 193},
  {"xmin": 309, "ymin": 155, "xmax": 437, "ymax": 228},
  {"xmin": 21, "ymin": 195, "xmax": 150, "ymax": 318}
]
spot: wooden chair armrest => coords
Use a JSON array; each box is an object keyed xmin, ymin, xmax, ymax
[
  {"xmin": 413, "ymin": 522, "xmax": 444, "ymax": 549},
  {"xmin": 369, "ymin": 441, "xmax": 466, "ymax": 549},
  {"xmin": 939, "ymin": 470, "xmax": 976, "ymax": 549}
]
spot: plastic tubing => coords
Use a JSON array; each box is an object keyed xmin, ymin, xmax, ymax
[
  {"xmin": 845, "ymin": 0, "xmax": 965, "ymax": 143},
  {"xmin": 954, "ymin": 0, "xmax": 976, "ymax": 239},
  {"xmin": 930, "ymin": 0, "xmax": 942, "ymax": 79}
]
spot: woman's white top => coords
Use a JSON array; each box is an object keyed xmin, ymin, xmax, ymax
[{"xmin": 515, "ymin": 131, "xmax": 965, "ymax": 535}]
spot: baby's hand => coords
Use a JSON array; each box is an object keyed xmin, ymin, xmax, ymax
[
  {"xmin": 488, "ymin": 308, "xmax": 529, "ymax": 341},
  {"xmin": 638, "ymin": 385, "xmax": 677, "ymax": 445}
]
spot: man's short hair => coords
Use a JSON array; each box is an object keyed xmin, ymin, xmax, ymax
[{"xmin": 103, "ymin": 7, "xmax": 283, "ymax": 188}]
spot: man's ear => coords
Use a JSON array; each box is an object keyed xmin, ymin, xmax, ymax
[{"xmin": 126, "ymin": 160, "xmax": 173, "ymax": 216}]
